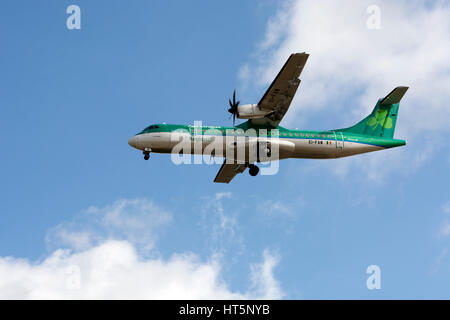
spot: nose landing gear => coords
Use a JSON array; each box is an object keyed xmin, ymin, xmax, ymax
[
  {"xmin": 248, "ymin": 164, "xmax": 259, "ymax": 177},
  {"xmin": 143, "ymin": 150, "xmax": 150, "ymax": 160}
]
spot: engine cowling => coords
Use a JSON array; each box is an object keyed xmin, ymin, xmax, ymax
[{"xmin": 237, "ymin": 104, "xmax": 270, "ymax": 119}]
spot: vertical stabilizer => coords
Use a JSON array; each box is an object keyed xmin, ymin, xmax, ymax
[{"xmin": 340, "ymin": 86, "xmax": 408, "ymax": 138}]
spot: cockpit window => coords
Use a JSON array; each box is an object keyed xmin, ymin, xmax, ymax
[{"xmin": 145, "ymin": 125, "xmax": 160, "ymax": 130}]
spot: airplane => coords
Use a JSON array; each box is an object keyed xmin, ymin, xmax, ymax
[{"xmin": 128, "ymin": 53, "xmax": 408, "ymax": 183}]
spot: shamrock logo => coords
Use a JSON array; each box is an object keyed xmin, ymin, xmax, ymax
[{"xmin": 366, "ymin": 109, "xmax": 393, "ymax": 130}]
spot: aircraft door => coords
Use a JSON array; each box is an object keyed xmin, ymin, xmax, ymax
[{"xmin": 334, "ymin": 131, "xmax": 344, "ymax": 149}]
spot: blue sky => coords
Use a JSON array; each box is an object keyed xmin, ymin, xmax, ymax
[{"xmin": 0, "ymin": 0, "xmax": 450, "ymax": 299}]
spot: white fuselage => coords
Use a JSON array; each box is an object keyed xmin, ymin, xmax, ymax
[{"xmin": 128, "ymin": 131, "xmax": 384, "ymax": 161}]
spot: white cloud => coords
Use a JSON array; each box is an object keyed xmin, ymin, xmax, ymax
[
  {"xmin": 0, "ymin": 240, "xmax": 282, "ymax": 299},
  {"xmin": 200, "ymin": 192, "xmax": 244, "ymax": 254},
  {"xmin": 259, "ymin": 200, "xmax": 294, "ymax": 217},
  {"xmin": 440, "ymin": 225, "xmax": 450, "ymax": 237},
  {"xmin": 0, "ymin": 198, "xmax": 284, "ymax": 299},
  {"xmin": 443, "ymin": 202, "xmax": 450, "ymax": 215},
  {"xmin": 438, "ymin": 202, "xmax": 450, "ymax": 237},
  {"xmin": 249, "ymin": 250, "xmax": 284, "ymax": 299},
  {"xmin": 241, "ymin": 0, "xmax": 450, "ymax": 181},
  {"xmin": 431, "ymin": 204, "xmax": 450, "ymax": 274},
  {"xmin": 238, "ymin": 64, "xmax": 250, "ymax": 82},
  {"xmin": 46, "ymin": 198, "xmax": 172, "ymax": 253},
  {"xmin": 256, "ymin": 196, "xmax": 306, "ymax": 219},
  {"xmin": 245, "ymin": 0, "xmax": 450, "ymax": 132},
  {"xmin": 430, "ymin": 248, "xmax": 448, "ymax": 275}
]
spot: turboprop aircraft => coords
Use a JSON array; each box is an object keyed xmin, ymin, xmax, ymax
[{"xmin": 128, "ymin": 53, "xmax": 408, "ymax": 183}]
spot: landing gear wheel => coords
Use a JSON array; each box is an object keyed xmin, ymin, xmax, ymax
[
  {"xmin": 248, "ymin": 164, "xmax": 259, "ymax": 177},
  {"xmin": 143, "ymin": 152, "xmax": 150, "ymax": 160}
]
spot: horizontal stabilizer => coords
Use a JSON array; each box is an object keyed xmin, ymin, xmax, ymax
[{"xmin": 380, "ymin": 86, "xmax": 409, "ymax": 105}]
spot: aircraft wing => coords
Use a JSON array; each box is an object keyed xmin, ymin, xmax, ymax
[
  {"xmin": 254, "ymin": 52, "xmax": 309, "ymax": 128},
  {"xmin": 213, "ymin": 161, "xmax": 247, "ymax": 183}
]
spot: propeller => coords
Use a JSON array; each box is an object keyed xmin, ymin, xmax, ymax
[{"xmin": 227, "ymin": 89, "xmax": 240, "ymax": 126}]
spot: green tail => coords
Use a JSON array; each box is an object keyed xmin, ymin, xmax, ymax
[{"xmin": 340, "ymin": 86, "xmax": 408, "ymax": 138}]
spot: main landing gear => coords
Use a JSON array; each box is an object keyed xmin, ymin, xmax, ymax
[{"xmin": 248, "ymin": 164, "xmax": 259, "ymax": 177}]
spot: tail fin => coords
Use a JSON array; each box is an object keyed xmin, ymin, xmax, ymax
[{"xmin": 341, "ymin": 86, "xmax": 408, "ymax": 138}]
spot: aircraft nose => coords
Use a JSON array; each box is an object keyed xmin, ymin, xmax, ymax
[{"xmin": 128, "ymin": 136, "xmax": 138, "ymax": 148}]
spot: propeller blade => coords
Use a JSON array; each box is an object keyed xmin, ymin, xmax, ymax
[{"xmin": 227, "ymin": 89, "xmax": 240, "ymax": 126}]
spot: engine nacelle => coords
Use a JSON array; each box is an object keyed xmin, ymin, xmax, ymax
[{"xmin": 237, "ymin": 104, "xmax": 270, "ymax": 119}]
